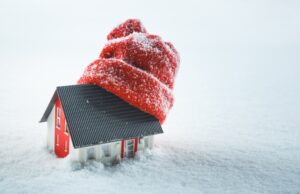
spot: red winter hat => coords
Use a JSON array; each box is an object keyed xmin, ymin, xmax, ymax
[{"xmin": 78, "ymin": 19, "xmax": 180, "ymax": 123}]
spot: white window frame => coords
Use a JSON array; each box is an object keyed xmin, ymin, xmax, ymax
[
  {"xmin": 102, "ymin": 144, "xmax": 110, "ymax": 157},
  {"xmin": 64, "ymin": 120, "xmax": 69, "ymax": 135},
  {"xmin": 56, "ymin": 107, "xmax": 60, "ymax": 129},
  {"xmin": 87, "ymin": 147, "xmax": 95, "ymax": 159}
]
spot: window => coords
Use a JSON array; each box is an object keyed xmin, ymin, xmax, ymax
[
  {"xmin": 56, "ymin": 107, "xmax": 60, "ymax": 129},
  {"xmin": 102, "ymin": 144, "xmax": 110, "ymax": 157},
  {"xmin": 57, "ymin": 107, "xmax": 60, "ymax": 118},
  {"xmin": 87, "ymin": 147, "xmax": 95, "ymax": 159},
  {"xmin": 65, "ymin": 121, "xmax": 69, "ymax": 135},
  {"xmin": 56, "ymin": 134, "xmax": 59, "ymax": 146}
]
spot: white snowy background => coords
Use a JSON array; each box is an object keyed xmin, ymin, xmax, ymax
[{"xmin": 0, "ymin": 0, "xmax": 299, "ymax": 193}]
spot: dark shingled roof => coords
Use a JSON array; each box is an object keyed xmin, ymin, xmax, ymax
[{"xmin": 40, "ymin": 84, "xmax": 163, "ymax": 148}]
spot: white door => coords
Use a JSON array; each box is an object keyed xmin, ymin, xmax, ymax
[{"xmin": 125, "ymin": 139, "xmax": 134, "ymax": 158}]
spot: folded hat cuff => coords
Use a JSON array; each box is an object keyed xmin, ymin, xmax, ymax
[{"xmin": 78, "ymin": 58, "xmax": 174, "ymax": 123}]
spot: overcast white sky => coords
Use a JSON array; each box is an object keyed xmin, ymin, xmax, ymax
[
  {"xmin": 0, "ymin": 1, "xmax": 300, "ymax": 193},
  {"xmin": 0, "ymin": 0, "xmax": 299, "ymax": 138}
]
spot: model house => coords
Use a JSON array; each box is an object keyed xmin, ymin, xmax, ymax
[{"xmin": 40, "ymin": 84, "xmax": 163, "ymax": 163}]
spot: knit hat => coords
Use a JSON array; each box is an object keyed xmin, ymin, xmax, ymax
[{"xmin": 78, "ymin": 19, "xmax": 180, "ymax": 123}]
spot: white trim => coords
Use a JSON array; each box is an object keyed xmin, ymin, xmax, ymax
[
  {"xmin": 64, "ymin": 120, "xmax": 69, "ymax": 135},
  {"xmin": 102, "ymin": 144, "xmax": 110, "ymax": 157},
  {"xmin": 57, "ymin": 107, "xmax": 60, "ymax": 118},
  {"xmin": 124, "ymin": 139, "xmax": 135, "ymax": 158},
  {"xmin": 56, "ymin": 107, "xmax": 60, "ymax": 129},
  {"xmin": 78, "ymin": 148, "xmax": 87, "ymax": 163},
  {"xmin": 144, "ymin": 136, "xmax": 154, "ymax": 149},
  {"xmin": 87, "ymin": 147, "xmax": 95, "ymax": 159},
  {"xmin": 71, "ymin": 141, "xmax": 122, "ymax": 164}
]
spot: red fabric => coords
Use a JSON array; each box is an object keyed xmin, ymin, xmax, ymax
[
  {"xmin": 107, "ymin": 19, "xmax": 147, "ymax": 40},
  {"xmin": 78, "ymin": 19, "xmax": 180, "ymax": 123},
  {"xmin": 100, "ymin": 33, "xmax": 178, "ymax": 89}
]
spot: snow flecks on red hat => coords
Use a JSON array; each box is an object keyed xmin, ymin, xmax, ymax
[
  {"xmin": 100, "ymin": 32, "xmax": 179, "ymax": 89},
  {"xmin": 78, "ymin": 59, "xmax": 174, "ymax": 121},
  {"xmin": 78, "ymin": 19, "xmax": 180, "ymax": 123},
  {"xmin": 107, "ymin": 19, "xmax": 147, "ymax": 40}
]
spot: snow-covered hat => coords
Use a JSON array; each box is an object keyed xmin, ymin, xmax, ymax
[{"xmin": 78, "ymin": 19, "xmax": 180, "ymax": 123}]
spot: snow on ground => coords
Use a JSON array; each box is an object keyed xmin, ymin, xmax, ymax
[{"xmin": 0, "ymin": 0, "xmax": 300, "ymax": 193}]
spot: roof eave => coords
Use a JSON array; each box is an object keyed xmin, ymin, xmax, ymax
[{"xmin": 39, "ymin": 89, "xmax": 59, "ymax": 123}]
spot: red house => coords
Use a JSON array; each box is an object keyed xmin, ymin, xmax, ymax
[{"xmin": 40, "ymin": 84, "xmax": 163, "ymax": 163}]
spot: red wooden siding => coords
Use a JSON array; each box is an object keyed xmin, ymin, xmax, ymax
[
  {"xmin": 134, "ymin": 137, "xmax": 138, "ymax": 153},
  {"xmin": 54, "ymin": 99, "xmax": 70, "ymax": 158}
]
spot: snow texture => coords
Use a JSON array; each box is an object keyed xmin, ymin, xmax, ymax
[{"xmin": 0, "ymin": 0, "xmax": 300, "ymax": 194}]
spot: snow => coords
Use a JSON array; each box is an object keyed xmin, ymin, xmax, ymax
[
  {"xmin": 131, "ymin": 33, "xmax": 161, "ymax": 53},
  {"xmin": 1, "ymin": 0, "xmax": 300, "ymax": 193}
]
